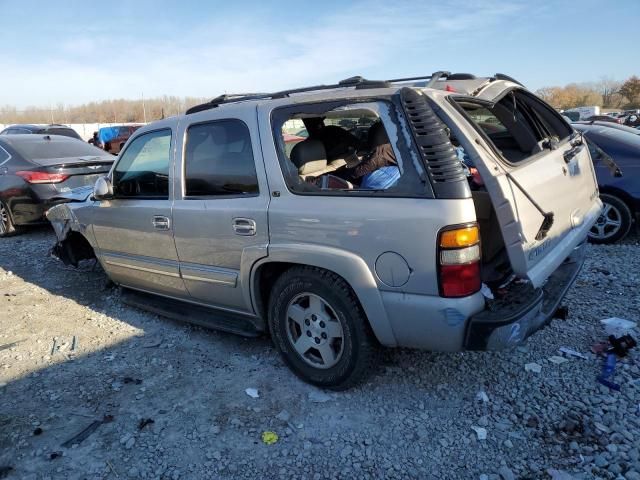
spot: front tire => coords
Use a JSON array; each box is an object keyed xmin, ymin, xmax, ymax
[
  {"xmin": 0, "ymin": 201, "xmax": 18, "ymax": 237},
  {"xmin": 588, "ymin": 194, "xmax": 632, "ymax": 244},
  {"xmin": 268, "ymin": 266, "xmax": 378, "ymax": 390}
]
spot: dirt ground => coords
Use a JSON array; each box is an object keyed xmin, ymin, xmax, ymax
[{"xmin": 1, "ymin": 227, "xmax": 639, "ymax": 480}]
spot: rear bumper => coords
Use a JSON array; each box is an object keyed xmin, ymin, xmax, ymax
[{"xmin": 464, "ymin": 241, "xmax": 587, "ymax": 350}]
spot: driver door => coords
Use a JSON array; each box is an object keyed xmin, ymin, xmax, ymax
[{"xmin": 91, "ymin": 127, "xmax": 187, "ymax": 298}]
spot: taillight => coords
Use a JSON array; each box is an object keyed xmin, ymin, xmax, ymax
[
  {"xmin": 16, "ymin": 171, "xmax": 69, "ymax": 184},
  {"xmin": 438, "ymin": 224, "xmax": 481, "ymax": 298}
]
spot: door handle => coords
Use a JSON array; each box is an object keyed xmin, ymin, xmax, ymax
[
  {"xmin": 152, "ymin": 215, "xmax": 171, "ymax": 230},
  {"xmin": 232, "ymin": 218, "xmax": 257, "ymax": 236}
]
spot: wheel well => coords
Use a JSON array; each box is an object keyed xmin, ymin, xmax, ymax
[
  {"xmin": 253, "ymin": 262, "xmax": 296, "ymax": 321},
  {"xmin": 253, "ymin": 262, "xmax": 368, "ymax": 326},
  {"xmin": 52, "ymin": 231, "xmax": 96, "ymax": 267},
  {"xmin": 599, "ymin": 188, "xmax": 637, "ymax": 214}
]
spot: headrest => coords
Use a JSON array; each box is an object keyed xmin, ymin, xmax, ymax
[
  {"xmin": 368, "ymin": 122, "xmax": 390, "ymax": 148},
  {"xmin": 290, "ymin": 139, "xmax": 328, "ymax": 175}
]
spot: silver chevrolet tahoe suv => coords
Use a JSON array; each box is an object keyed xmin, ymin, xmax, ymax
[{"xmin": 47, "ymin": 72, "xmax": 602, "ymax": 389}]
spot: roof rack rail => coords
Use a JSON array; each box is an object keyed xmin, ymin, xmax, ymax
[
  {"xmin": 493, "ymin": 73, "xmax": 524, "ymax": 87},
  {"xmin": 185, "ymin": 71, "xmax": 476, "ymax": 115},
  {"xmin": 186, "ymin": 93, "xmax": 271, "ymax": 114}
]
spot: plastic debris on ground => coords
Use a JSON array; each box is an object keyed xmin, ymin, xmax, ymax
[
  {"xmin": 245, "ymin": 388, "xmax": 259, "ymax": 399},
  {"xmin": 548, "ymin": 355, "xmax": 569, "ymax": 365},
  {"xmin": 600, "ymin": 317, "xmax": 637, "ymax": 337},
  {"xmin": 524, "ymin": 362, "xmax": 542, "ymax": 373},
  {"xmin": 308, "ymin": 391, "xmax": 332, "ymax": 403},
  {"xmin": 480, "ymin": 283, "xmax": 494, "ymax": 300},
  {"xmin": 597, "ymin": 353, "xmax": 620, "ymax": 391},
  {"xmin": 552, "ymin": 305, "xmax": 569, "ymax": 320},
  {"xmin": 476, "ymin": 390, "xmax": 489, "ymax": 403},
  {"xmin": 261, "ymin": 431, "xmax": 279, "ymax": 445},
  {"xmin": 559, "ymin": 347, "xmax": 588, "ymax": 360},
  {"xmin": 471, "ymin": 426, "xmax": 487, "ymax": 440}
]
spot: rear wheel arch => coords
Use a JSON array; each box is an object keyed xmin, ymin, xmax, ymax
[
  {"xmin": 597, "ymin": 186, "xmax": 636, "ymax": 214},
  {"xmin": 251, "ymin": 252, "xmax": 397, "ymax": 347}
]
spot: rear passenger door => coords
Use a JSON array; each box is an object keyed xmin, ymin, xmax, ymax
[{"xmin": 172, "ymin": 108, "xmax": 269, "ymax": 313}]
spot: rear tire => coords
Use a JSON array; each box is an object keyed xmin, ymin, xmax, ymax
[
  {"xmin": 0, "ymin": 201, "xmax": 19, "ymax": 237},
  {"xmin": 268, "ymin": 266, "xmax": 378, "ymax": 390},
  {"xmin": 588, "ymin": 194, "xmax": 632, "ymax": 244}
]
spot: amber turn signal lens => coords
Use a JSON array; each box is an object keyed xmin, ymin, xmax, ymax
[{"xmin": 439, "ymin": 226, "xmax": 479, "ymax": 248}]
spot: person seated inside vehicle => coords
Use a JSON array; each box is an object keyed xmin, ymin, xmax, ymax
[
  {"xmin": 341, "ymin": 121, "xmax": 400, "ymax": 189},
  {"xmin": 303, "ymin": 117, "xmax": 361, "ymax": 161}
]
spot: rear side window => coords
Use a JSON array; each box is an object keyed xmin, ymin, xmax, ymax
[
  {"xmin": 184, "ymin": 120, "xmax": 258, "ymax": 197},
  {"xmin": 113, "ymin": 129, "xmax": 172, "ymax": 199},
  {"xmin": 271, "ymin": 100, "xmax": 430, "ymax": 197}
]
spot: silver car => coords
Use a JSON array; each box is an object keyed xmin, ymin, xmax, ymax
[{"xmin": 47, "ymin": 72, "xmax": 602, "ymax": 389}]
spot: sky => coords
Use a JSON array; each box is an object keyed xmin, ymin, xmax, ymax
[{"xmin": 1, "ymin": 0, "xmax": 638, "ymax": 108}]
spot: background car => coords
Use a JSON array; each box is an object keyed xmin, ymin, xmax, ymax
[
  {"xmin": 583, "ymin": 115, "xmax": 621, "ymax": 124},
  {"xmin": 572, "ymin": 120, "xmax": 640, "ymax": 136},
  {"xmin": 573, "ymin": 123, "xmax": 640, "ymax": 243},
  {"xmin": 0, "ymin": 123, "xmax": 82, "ymax": 140},
  {"xmin": 0, "ymin": 134, "xmax": 114, "ymax": 236},
  {"xmin": 95, "ymin": 125, "xmax": 143, "ymax": 154}
]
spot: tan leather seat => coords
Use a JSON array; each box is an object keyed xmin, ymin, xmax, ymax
[{"xmin": 290, "ymin": 139, "xmax": 346, "ymax": 180}]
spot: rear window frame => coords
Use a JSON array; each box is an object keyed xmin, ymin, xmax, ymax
[
  {"xmin": 269, "ymin": 96, "xmax": 435, "ymax": 199},
  {"xmin": 448, "ymin": 92, "xmax": 572, "ymax": 169}
]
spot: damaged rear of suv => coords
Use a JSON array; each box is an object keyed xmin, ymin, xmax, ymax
[{"xmin": 47, "ymin": 72, "xmax": 601, "ymax": 389}]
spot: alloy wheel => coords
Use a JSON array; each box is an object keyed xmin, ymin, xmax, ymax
[
  {"xmin": 589, "ymin": 202, "xmax": 622, "ymax": 241},
  {"xmin": 285, "ymin": 292, "xmax": 344, "ymax": 369}
]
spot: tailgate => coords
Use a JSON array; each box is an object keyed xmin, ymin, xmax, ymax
[
  {"xmin": 454, "ymin": 88, "xmax": 602, "ymax": 288},
  {"xmin": 491, "ymin": 142, "xmax": 602, "ymax": 287}
]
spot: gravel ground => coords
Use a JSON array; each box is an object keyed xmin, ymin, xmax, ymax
[{"xmin": 0, "ymin": 227, "xmax": 639, "ymax": 480}]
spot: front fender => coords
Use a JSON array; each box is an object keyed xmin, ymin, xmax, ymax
[{"xmin": 250, "ymin": 243, "xmax": 397, "ymax": 347}]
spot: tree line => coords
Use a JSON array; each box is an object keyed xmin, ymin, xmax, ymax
[
  {"xmin": 2, "ymin": 76, "xmax": 639, "ymax": 124},
  {"xmin": 0, "ymin": 95, "xmax": 209, "ymax": 124},
  {"xmin": 535, "ymin": 76, "xmax": 640, "ymax": 111}
]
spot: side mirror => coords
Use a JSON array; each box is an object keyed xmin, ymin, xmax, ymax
[{"xmin": 93, "ymin": 176, "xmax": 113, "ymax": 200}]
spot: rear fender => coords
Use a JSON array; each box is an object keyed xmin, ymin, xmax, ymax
[{"xmin": 250, "ymin": 244, "xmax": 398, "ymax": 347}]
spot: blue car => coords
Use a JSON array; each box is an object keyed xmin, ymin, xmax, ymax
[{"xmin": 573, "ymin": 123, "xmax": 640, "ymax": 243}]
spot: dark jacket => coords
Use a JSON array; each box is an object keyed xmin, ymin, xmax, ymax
[{"xmin": 348, "ymin": 143, "xmax": 397, "ymax": 179}]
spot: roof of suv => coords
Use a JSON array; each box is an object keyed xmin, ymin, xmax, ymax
[{"xmin": 184, "ymin": 72, "xmax": 525, "ymax": 115}]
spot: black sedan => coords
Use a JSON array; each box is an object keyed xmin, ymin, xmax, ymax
[
  {"xmin": 0, "ymin": 135, "xmax": 114, "ymax": 236},
  {"xmin": 573, "ymin": 123, "xmax": 640, "ymax": 243},
  {"xmin": 1, "ymin": 123, "xmax": 82, "ymax": 140}
]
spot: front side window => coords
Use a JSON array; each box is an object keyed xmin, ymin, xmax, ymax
[
  {"xmin": 113, "ymin": 129, "xmax": 171, "ymax": 199},
  {"xmin": 184, "ymin": 120, "xmax": 258, "ymax": 197},
  {"xmin": 272, "ymin": 100, "xmax": 428, "ymax": 196}
]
